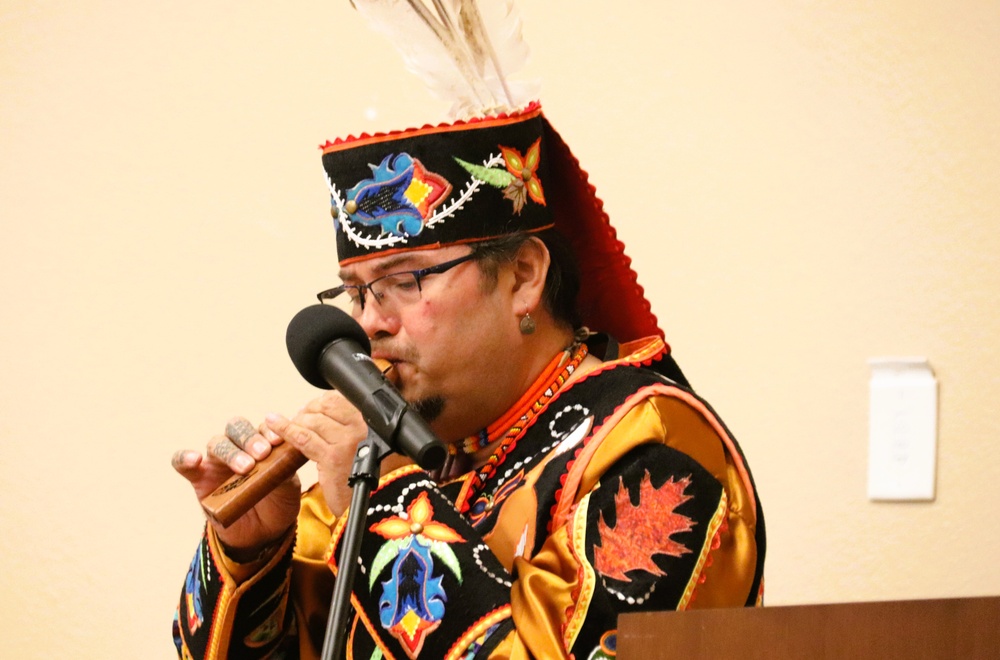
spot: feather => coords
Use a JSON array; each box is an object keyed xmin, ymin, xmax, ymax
[
  {"xmin": 350, "ymin": 0, "xmax": 538, "ymax": 118},
  {"xmin": 449, "ymin": 0, "xmax": 531, "ymax": 106}
]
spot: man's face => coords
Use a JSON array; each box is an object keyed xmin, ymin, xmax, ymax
[{"xmin": 337, "ymin": 245, "xmax": 524, "ymax": 443}]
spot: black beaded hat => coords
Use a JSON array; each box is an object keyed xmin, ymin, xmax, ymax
[{"xmin": 322, "ymin": 103, "xmax": 551, "ymax": 266}]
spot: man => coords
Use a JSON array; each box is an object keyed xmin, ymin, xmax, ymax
[{"xmin": 172, "ymin": 101, "xmax": 765, "ymax": 659}]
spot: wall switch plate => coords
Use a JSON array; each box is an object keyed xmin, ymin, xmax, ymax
[{"xmin": 867, "ymin": 358, "xmax": 938, "ymax": 501}]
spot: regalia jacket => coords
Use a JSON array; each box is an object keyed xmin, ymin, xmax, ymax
[{"xmin": 175, "ymin": 336, "xmax": 765, "ymax": 660}]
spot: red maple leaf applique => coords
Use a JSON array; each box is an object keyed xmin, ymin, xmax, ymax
[{"xmin": 593, "ymin": 472, "xmax": 696, "ymax": 583}]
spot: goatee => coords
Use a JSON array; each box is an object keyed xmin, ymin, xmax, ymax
[{"xmin": 409, "ymin": 396, "xmax": 445, "ymax": 422}]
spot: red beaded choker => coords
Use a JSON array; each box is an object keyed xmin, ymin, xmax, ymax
[{"xmin": 452, "ymin": 343, "xmax": 589, "ymax": 509}]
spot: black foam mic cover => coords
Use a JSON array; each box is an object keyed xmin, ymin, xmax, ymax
[{"xmin": 286, "ymin": 304, "xmax": 371, "ymax": 389}]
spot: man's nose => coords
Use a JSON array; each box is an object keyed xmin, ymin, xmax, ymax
[{"xmin": 357, "ymin": 295, "xmax": 401, "ymax": 338}]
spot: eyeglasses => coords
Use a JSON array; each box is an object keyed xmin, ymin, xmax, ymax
[{"xmin": 316, "ymin": 253, "xmax": 478, "ymax": 316}]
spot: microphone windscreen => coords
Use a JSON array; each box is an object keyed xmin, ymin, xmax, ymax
[{"xmin": 286, "ymin": 304, "xmax": 371, "ymax": 389}]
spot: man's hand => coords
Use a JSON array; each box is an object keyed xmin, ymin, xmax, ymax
[
  {"xmin": 173, "ymin": 417, "xmax": 301, "ymax": 558},
  {"xmin": 264, "ymin": 390, "xmax": 414, "ymax": 517}
]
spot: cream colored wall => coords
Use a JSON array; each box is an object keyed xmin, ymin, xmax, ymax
[{"xmin": 3, "ymin": 1, "xmax": 999, "ymax": 657}]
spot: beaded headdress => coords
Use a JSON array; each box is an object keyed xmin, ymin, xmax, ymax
[{"xmin": 322, "ymin": 0, "xmax": 663, "ymax": 345}]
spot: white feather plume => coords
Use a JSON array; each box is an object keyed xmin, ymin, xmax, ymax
[{"xmin": 350, "ymin": 0, "xmax": 539, "ymax": 118}]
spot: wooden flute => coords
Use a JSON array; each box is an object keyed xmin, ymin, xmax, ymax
[{"xmin": 199, "ymin": 359, "xmax": 397, "ymax": 527}]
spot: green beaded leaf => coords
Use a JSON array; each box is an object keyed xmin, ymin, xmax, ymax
[
  {"xmin": 429, "ymin": 539, "xmax": 463, "ymax": 584},
  {"xmin": 455, "ymin": 157, "xmax": 515, "ymax": 189}
]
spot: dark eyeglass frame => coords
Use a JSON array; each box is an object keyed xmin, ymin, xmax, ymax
[{"xmin": 316, "ymin": 252, "xmax": 478, "ymax": 311}]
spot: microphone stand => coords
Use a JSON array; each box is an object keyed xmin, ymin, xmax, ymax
[{"xmin": 320, "ymin": 426, "xmax": 394, "ymax": 660}]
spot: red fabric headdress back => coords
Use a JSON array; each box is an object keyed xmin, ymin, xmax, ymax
[{"xmin": 541, "ymin": 118, "xmax": 663, "ymax": 344}]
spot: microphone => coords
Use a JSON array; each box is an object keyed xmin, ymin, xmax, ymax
[
  {"xmin": 200, "ymin": 304, "xmax": 447, "ymax": 528},
  {"xmin": 285, "ymin": 304, "xmax": 447, "ymax": 470}
]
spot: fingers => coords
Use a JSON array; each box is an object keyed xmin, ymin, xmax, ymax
[
  {"xmin": 174, "ymin": 396, "xmax": 363, "ymax": 497},
  {"xmin": 209, "ymin": 416, "xmax": 275, "ymax": 470},
  {"xmin": 264, "ymin": 404, "xmax": 367, "ymax": 466},
  {"xmin": 171, "ymin": 449, "xmax": 202, "ymax": 475},
  {"xmin": 257, "ymin": 421, "xmax": 282, "ymax": 446},
  {"xmin": 171, "ymin": 445, "xmax": 243, "ymax": 500},
  {"xmin": 224, "ymin": 418, "xmax": 257, "ymax": 449},
  {"xmin": 173, "ymin": 416, "xmax": 282, "ymax": 483},
  {"xmin": 264, "ymin": 413, "xmax": 320, "ymax": 455},
  {"xmin": 172, "ymin": 415, "xmax": 299, "ymax": 509},
  {"xmin": 226, "ymin": 417, "xmax": 276, "ymax": 459},
  {"xmin": 207, "ymin": 432, "xmax": 254, "ymax": 472}
]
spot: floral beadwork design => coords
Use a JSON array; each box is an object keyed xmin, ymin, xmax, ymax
[
  {"xmin": 455, "ymin": 138, "xmax": 546, "ymax": 214},
  {"xmin": 369, "ymin": 492, "xmax": 465, "ymax": 658},
  {"xmin": 342, "ymin": 153, "xmax": 452, "ymax": 238},
  {"xmin": 183, "ymin": 545, "xmax": 207, "ymax": 634}
]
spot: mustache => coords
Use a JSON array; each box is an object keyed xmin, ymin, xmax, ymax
[{"xmin": 370, "ymin": 339, "xmax": 420, "ymax": 363}]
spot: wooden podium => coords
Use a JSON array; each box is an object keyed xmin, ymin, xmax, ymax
[{"xmin": 617, "ymin": 596, "xmax": 1000, "ymax": 659}]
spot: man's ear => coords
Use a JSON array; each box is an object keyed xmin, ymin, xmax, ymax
[{"xmin": 509, "ymin": 237, "xmax": 551, "ymax": 309}]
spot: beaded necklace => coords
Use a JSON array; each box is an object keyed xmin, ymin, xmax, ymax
[{"xmin": 454, "ymin": 342, "xmax": 589, "ymax": 510}]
